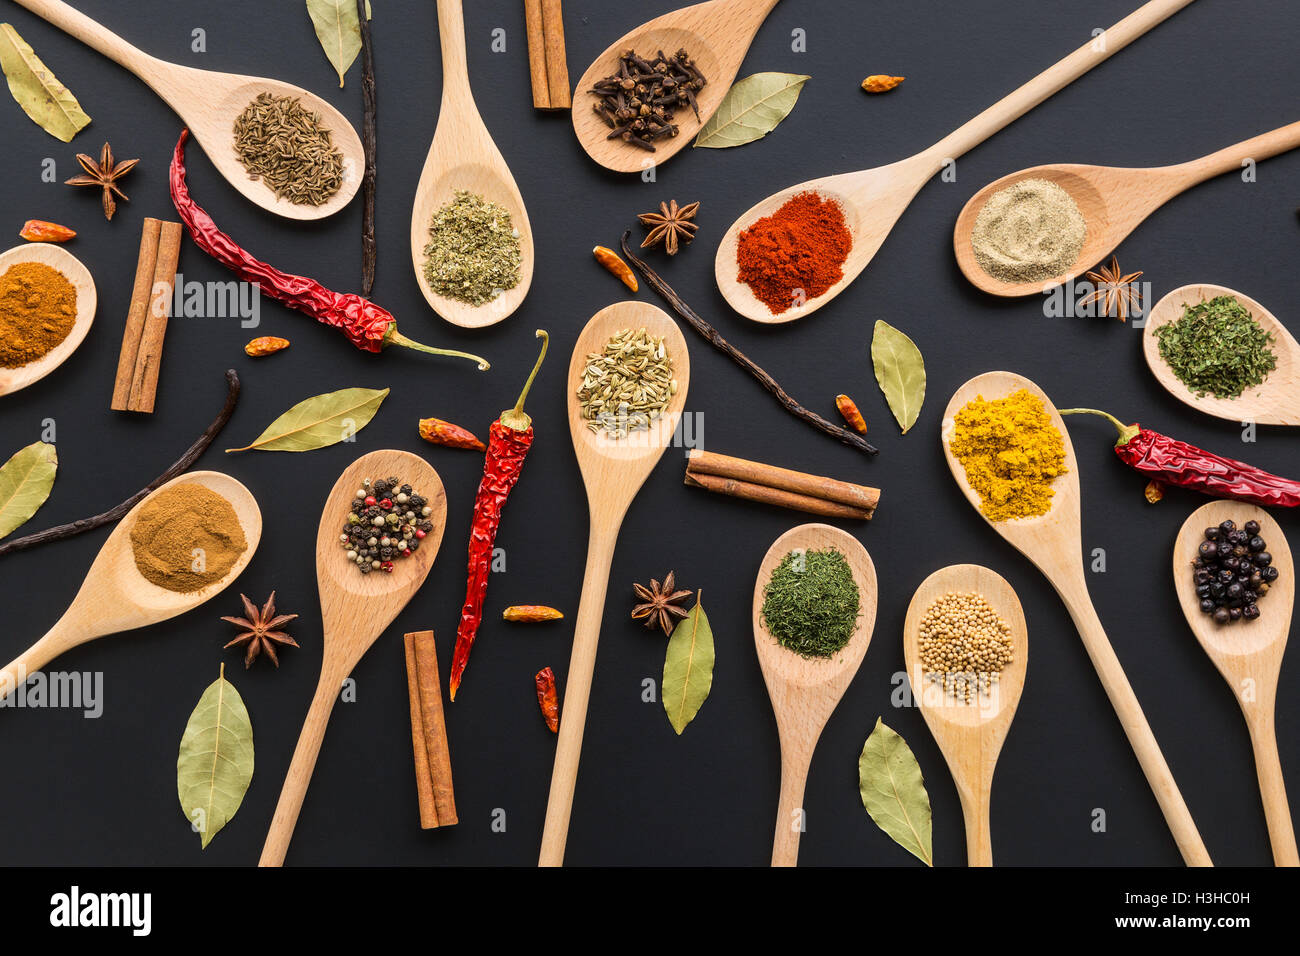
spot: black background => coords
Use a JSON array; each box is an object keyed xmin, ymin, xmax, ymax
[{"xmin": 0, "ymin": 0, "xmax": 1297, "ymax": 870}]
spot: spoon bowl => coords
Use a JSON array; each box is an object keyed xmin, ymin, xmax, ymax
[
  {"xmin": 1143, "ymin": 284, "xmax": 1300, "ymax": 426},
  {"xmin": 571, "ymin": 0, "xmax": 781, "ymax": 174},
  {"xmin": 903, "ymin": 564, "xmax": 1027, "ymax": 865},
  {"xmin": 260, "ymin": 450, "xmax": 446, "ymax": 866},
  {"xmin": 1173, "ymin": 500, "xmax": 1297, "ymax": 865},
  {"xmin": 0, "ymin": 243, "xmax": 97, "ymax": 397},
  {"xmin": 1, "ymin": 471, "xmax": 261, "ymax": 695},
  {"xmin": 752, "ymin": 523, "xmax": 877, "ymax": 866}
]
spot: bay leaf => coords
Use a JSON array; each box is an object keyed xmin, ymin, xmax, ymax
[
  {"xmin": 871, "ymin": 320, "xmax": 925, "ymax": 434},
  {"xmin": 227, "ymin": 387, "xmax": 388, "ymax": 453},
  {"xmin": 0, "ymin": 24, "xmax": 91, "ymax": 142},
  {"xmin": 306, "ymin": 0, "xmax": 363, "ymax": 87},
  {"xmin": 858, "ymin": 717, "xmax": 933, "ymax": 866},
  {"xmin": 177, "ymin": 665, "xmax": 254, "ymax": 849},
  {"xmin": 662, "ymin": 593, "xmax": 714, "ymax": 735},
  {"xmin": 0, "ymin": 441, "xmax": 56, "ymax": 539},
  {"xmin": 694, "ymin": 72, "xmax": 809, "ymax": 149}
]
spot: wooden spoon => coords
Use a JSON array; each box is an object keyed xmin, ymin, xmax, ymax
[
  {"xmin": 410, "ymin": 0, "xmax": 534, "ymax": 328},
  {"xmin": 0, "ymin": 243, "xmax": 96, "ymax": 397},
  {"xmin": 1173, "ymin": 500, "xmax": 1297, "ymax": 866},
  {"xmin": 1142, "ymin": 284, "xmax": 1300, "ymax": 426},
  {"xmin": 571, "ymin": 0, "xmax": 782, "ymax": 174},
  {"xmin": 12, "ymin": 0, "xmax": 363, "ymax": 221},
  {"xmin": 0, "ymin": 472, "xmax": 260, "ymax": 698},
  {"xmin": 538, "ymin": 302, "xmax": 690, "ymax": 866},
  {"xmin": 259, "ymin": 450, "xmax": 446, "ymax": 867},
  {"xmin": 942, "ymin": 371, "xmax": 1212, "ymax": 866},
  {"xmin": 954, "ymin": 121, "xmax": 1300, "ymax": 298},
  {"xmin": 753, "ymin": 523, "xmax": 877, "ymax": 866},
  {"xmin": 715, "ymin": 0, "xmax": 1194, "ymax": 324},
  {"xmin": 903, "ymin": 565, "xmax": 1027, "ymax": 866}
]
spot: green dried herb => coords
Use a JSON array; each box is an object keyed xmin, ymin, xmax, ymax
[
  {"xmin": 1154, "ymin": 295, "xmax": 1277, "ymax": 399},
  {"xmin": 761, "ymin": 548, "xmax": 860, "ymax": 658},
  {"xmin": 422, "ymin": 190, "xmax": 522, "ymax": 306},
  {"xmin": 226, "ymin": 387, "xmax": 388, "ymax": 453},
  {"xmin": 858, "ymin": 718, "xmax": 933, "ymax": 866},
  {"xmin": 233, "ymin": 92, "xmax": 344, "ymax": 206},
  {"xmin": 177, "ymin": 664, "xmax": 254, "ymax": 849},
  {"xmin": 662, "ymin": 593, "xmax": 714, "ymax": 735},
  {"xmin": 871, "ymin": 319, "xmax": 925, "ymax": 434},
  {"xmin": 0, "ymin": 440, "xmax": 56, "ymax": 539},
  {"xmin": 0, "ymin": 23, "xmax": 91, "ymax": 142}
]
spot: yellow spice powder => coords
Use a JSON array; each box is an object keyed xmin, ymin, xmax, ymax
[{"xmin": 948, "ymin": 389, "xmax": 1068, "ymax": 521}]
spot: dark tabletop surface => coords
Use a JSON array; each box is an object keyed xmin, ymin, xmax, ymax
[{"xmin": 0, "ymin": 0, "xmax": 1297, "ymax": 867}]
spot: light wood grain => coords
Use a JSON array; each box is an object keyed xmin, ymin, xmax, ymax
[
  {"xmin": 571, "ymin": 0, "xmax": 781, "ymax": 174},
  {"xmin": 715, "ymin": 0, "xmax": 1194, "ymax": 324},
  {"xmin": 0, "ymin": 472, "xmax": 260, "ymax": 697},
  {"xmin": 538, "ymin": 302, "xmax": 691, "ymax": 866},
  {"xmin": 259, "ymin": 450, "xmax": 446, "ymax": 867},
  {"xmin": 903, "ymin": 565, "xmax": 1027, "ymax": 867},
  {"xmin": 410, "ymin": 0, "xmax": 534, "ymax": 328},
  {"xmin": 1142, "ymin": 284, "xmax": 1300, "ymax": 426},
  {"xmin": 954, "ymin": 122, "xmax": 1300, "ymax": 297},
  {"xmin": 0, "ymin": 243, "xmax": 96, "ymax": 398},
  {"xmin": 1173, "ymin": 501, "xmax": 1297, "ymax": 866},
  {"xmin": 11, "ymin": 0, "xmax": 363, "ymax": 221},
  {"xmin": 752, "ymin": 523, "xmax": 877, "ymax": 866},
  {"xmin": 942, "ymin": 371, "xmax": 1212, "ymax": 866}
]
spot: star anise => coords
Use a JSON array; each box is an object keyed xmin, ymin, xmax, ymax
[
  {"xmin": 64, "ymin": 142, "xmax": 138, "ymax": 221},
  {"xmin": 221, "ymin": 592, "xmax": 299, "ymax": 668},
  {"xmin": 638, "ymin": 200, "xmax": 699, "ymax": 255},
  {"xmin": 631, "ymin": 571, "xmax": 694, "ymax": 636},
  {"xmin": 1079, "ymin": 256, "xmax": 1143, "ymax": 321}
]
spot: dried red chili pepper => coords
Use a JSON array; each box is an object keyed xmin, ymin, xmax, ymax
[
  {"xmin": 418, "ymin": 417, "xmax": 486, "ymax": 451},
  {"xmin": 1061, "ymin": 408, "xmax": 1300, "ymax": 508},
  {"xmin": 19, "ymin": 219, "xmax": 76, "ymax": 242},
  {"xmin": 168, "ymin": 129, "xmax": 487, "ymax": 368},
  {"xmin": 503, "ymin": 605, "xmax": 564, "ymax": 622},
  {"xmin": 449, "ymin": 330, "xmax": 549, "ymax": 700},
  {"xmin": 535, "ymin": 666, "xmax": 559, "ymax": 733}
]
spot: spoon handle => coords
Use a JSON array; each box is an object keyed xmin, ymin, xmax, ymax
[
  {"xmin": 539, "ymin": 522, "xmax": 619, "ymax": 866},
  {"xmin": 923, "ymin": 0, "xmax": 1194, "ymax": 170},
  {"xmin": 770, "ymin": 734, "xmax": 813, "ymax": 866},
  {"xmin": 1167, "ymin": 120, "xmax": 1300, "ymax": 191},
  {"xmin": 9, "ymin": 0, "xmax": 157, "ymax": 74},
  {"xmin": 1245, "ymin": 711, "xmax": 1300, "ymax": 866},
  {"xmin": 959, "ymin": 789, "xmax": 994, "ymax": 867},
  {"xmin": 435, "ymin": 0, "xmax": 473, "ymax": 106},
  {"xmin": 0, "ymin": 617, "xmax": 96, "ymax": 703}
]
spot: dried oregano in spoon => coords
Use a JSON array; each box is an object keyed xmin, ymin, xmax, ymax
[{"xmin": 1155, "ymin": 294, "xmax": 1277, "ymax": 399}]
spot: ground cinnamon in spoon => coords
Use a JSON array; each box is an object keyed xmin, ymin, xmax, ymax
[
  {"xmin": 736, "ymin": 191, "xmax": 852, "ymax": 315},
  {"xmin": 129, "ymin": 483, "xmax": 247, "ymax": 592},
  {"xmin": 0, "ymin": 261, "xmax": 77, "ymax": 368}
]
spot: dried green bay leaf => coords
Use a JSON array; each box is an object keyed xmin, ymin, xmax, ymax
[
  {"xmin": 694, "ymin": 72, "xmax": 809, "ymax": 149},
  {"xmin": 0, "ymin": 24, "xmax": 91, "ymax": 142},
  {"xmin": 663, "ymin": 593, "xmax": 714, "ymax": 735},
  {"xmin": 306, "ymin": 0, "xmax": 366, "ymax": 87},
  {"xmin": 0, "ymin": 440, "xmax": 56, "ymax": 539},
  {"xmin": 858, "ymin": 717, "xmax": 933, "ymax": 866},
  {"xmin": 871, "ymin": 320, "xmax": 925, "ymax": 435},
  {"xmin": 227, "ymin": 387, "xmax": 388, "ymax": 453},
  {"xmin": 177, "ymin": 665, "xmax": 254, "ymax": 849}
]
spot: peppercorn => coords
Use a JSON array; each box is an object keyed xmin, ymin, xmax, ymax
[{"xmin": 1194, "ymin": 520, "xmax": 1282, "ymax": 625}]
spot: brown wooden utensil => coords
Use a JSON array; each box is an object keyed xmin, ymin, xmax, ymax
[
  {"xmin": 942, "ymin": 371, "xmax": 1212, "ymax": 866},
  {"xmin": 259, "ymin": 450, "xmax": 446, "ymax": 867},
  {"xmin": 753, "ymin": 523, "xmax": 877, "ymax": 867},
  {"xmin": 1173, "ymin": 500, "xmax": 1297, "ymax": 866},
  {"xmin": 0, "ymin": 243, "xmax": 96, "ymax": 398}
]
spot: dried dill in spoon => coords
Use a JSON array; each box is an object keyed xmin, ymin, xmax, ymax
[{"xmin": 761, "ymin": 548, "xmax": 861, "ymax": 658}]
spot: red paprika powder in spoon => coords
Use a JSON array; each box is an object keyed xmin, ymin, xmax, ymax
[{"xmin": 736, "ymin": 191, "xmax": 853, "ymax": 315}]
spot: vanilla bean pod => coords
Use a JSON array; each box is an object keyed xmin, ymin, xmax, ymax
[
  {"xmin": 0, "ymin": 370, "xmax": 241, "ymax": 558},
  {"xmin": 357, "ymin": 0, "xmax": 377, "ymax": 295},
  {"xmin": 621, "ymin": 233, "xmax": 878, "ymax": 456}
]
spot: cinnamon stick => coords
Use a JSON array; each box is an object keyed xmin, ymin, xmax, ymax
[
  {"xmin": 524, "ymin": 0, "xmax": 549, "ymax": 109},
  {"xmin": 110, "ymin": 218, "xmax": 162, "ymax": 411},
  {"xmin": 685, "ymin": 471, "xmax": 874, "ymax": 520},
  {"xmin": 125, "ymin": 220, "xmax": 183, "ymax": 413},
  {"xmin": 404, "ymin": 631, "xmax": 457, "ymax": 828},
  {"xmin": 524, "ymin": 0, "xmax": 570, "ymax": 110},
  {"xmin": 687, "ymin": 449, "xmax": 881, "ymax": 513}
]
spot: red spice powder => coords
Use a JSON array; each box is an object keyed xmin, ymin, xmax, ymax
[{"xmin": 735, "ymin": 191, "xmax": 853, "ymax": 314}]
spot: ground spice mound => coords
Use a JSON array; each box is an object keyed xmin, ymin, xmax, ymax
[
  {"xmin": 0, "ymin": 261, "xmax": 77, "ymax": 369},
  {"xmin": 969, "ymin": 178, "xmax": 1085, "ymax": 284},
  {"xmin": 736, "ymin": 191, "xmax": 852, "ymax": 314},
  {"xmin": 948, "ymin": 389, "xmax": 1068, "ymax": 521},
  {"xmin": 130, "ymin": 483, "xmax": 248, "ymax": 593}
]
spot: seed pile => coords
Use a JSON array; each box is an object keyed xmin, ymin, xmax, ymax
[
  {"xmin": 588, "ymin": 48, "xmax": 708, "ymax": 151},
  {"xmin": 233, "ymin": 93, "xmax": 345, "ymax": 206},
  {"xmin": 1193, "ymin": 519, "xmax": 1280, "ymax": 624},
  {"xmin": 423, "ymin": 190, "xmax": 522, "ymax": 306},
  {"xmin": 1155, "ymin": 295, "xmax": 1277, "ymax": 399},
  {"xmin": 577, "ymin": 327, "xmax": 677, "ymax": 437},
  {"xmin": 340, "ymin": 476, "xmax": 437, "ymax": 575},
  {"xmin": 761, "ymin": 548, "xmax": 861, "ymax": 659},
  {"xmin": 918, "ymin": 592, "xmax": 1014, "ymax": 703},
  {"xmin": 970, "ymin": 178, "xmax": 1086, "ymax": 284}
]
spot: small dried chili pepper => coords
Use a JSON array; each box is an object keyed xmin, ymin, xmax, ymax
[
  {"xmin": 835, "ymin": 394, "xmax": 868, "ymax": 433},
  {"xmin": 244, "ymin": 336, "xmax": 289, "ymax": 357},
  {"xmin": 862, "ymin": 75, "xmax": 905, "ymax": 93},
  {"xmin": 593, "ymin": 245, "xmax": 638, "ymax": 292},
  {"xmin": 418, "ymin": 417, "xmax": 486, "ymax": 451},
  {"xmin": 535, "ymin": 666, "xmax": 559, "ymax": 733},
  {"xmin": 1061, "ymin": 407, "xmax": 1300, "ymax": 508},
  {"xmin": 19, "ymin": 220, "xmax": 76, "ymax": 243},
  {"xmin": 1144, "ymin": 480, "xmax": 1165, "ymax": 504},
  {"xmin": 169, "ymin": 129, "xmax": 488, "ymax": 368},
  {"xmin": 449, "ymin": 330, "xmax": 549, "ymax": 700},
  {"xmin": 503, "ymin": 605, "xmax": 564, "ymax": 623}
]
